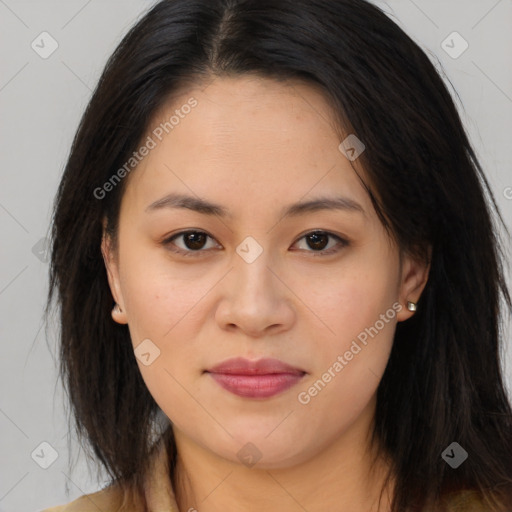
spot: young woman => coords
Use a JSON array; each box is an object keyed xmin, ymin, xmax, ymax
[{"xmin": 43, "ymin": 0, "xmax": 512, "ymax": 510}]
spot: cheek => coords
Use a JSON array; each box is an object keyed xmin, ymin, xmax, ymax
[
  {"xmin": 120, "ymin": 251, "xmax": 210, "ymax": 344},
  {"xmin": 118, "ymin": 253, "xmax": 214, "ymax": 391},
  {"xmin": 295, "ymin": 307, "xmax": 396, "ymax": 435},
  {"xmin": 296, "ymin": 257, "xmax": 399, "ymax": 408},
  {"xmin": 305, "ymin": 256, "xmax": 399, "ymax": 346},
  {"xmin": 120, "ymin": 267, "xmax": 207, "ymax": 422}
]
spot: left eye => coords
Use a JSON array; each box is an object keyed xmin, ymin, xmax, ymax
[
  {"xmin": 292, "ymin": 231, "xmax": 348, "ymax": 255},
  {"xmin": 163, "ymin": 230, "xmax": 348, "ymax": 257}
]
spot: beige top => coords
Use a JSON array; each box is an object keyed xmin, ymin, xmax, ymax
[{"xmin": 41, "ymin": 438, "xmax": 492, "ymax": 512}]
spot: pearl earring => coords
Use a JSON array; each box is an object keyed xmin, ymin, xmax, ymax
[{"xmin": 406, "ymin": 301, "xmax": 417, "ymax": 312}]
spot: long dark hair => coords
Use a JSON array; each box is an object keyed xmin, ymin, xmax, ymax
[{"xmin": 46, "ymin": 0, "xmax": 512, "ymax": 510}]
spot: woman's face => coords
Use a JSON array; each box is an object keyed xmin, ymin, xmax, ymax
[{"xmin": 103, "ymin": 75, "xmax": 428, "ymax": 468}]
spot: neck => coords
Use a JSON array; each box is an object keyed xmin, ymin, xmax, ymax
[{"xmin": 171, "ymin": 399, "xmax": 394, "ymax": 512}]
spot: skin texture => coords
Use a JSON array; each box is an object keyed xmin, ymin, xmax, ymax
[{"xmin": 102, "ymin": 75, "xmax": 430, "ymax": 512}]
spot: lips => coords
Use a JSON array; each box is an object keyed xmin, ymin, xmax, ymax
[
  {"xmin": 207, "ymin": 357, "xmax": 305, "ymax": 375},
  {"xmin": 205, "ymin": 357, "xmax": 306, "ymax": 399}
]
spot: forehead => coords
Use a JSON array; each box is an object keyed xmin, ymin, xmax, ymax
[{"xmin": 122, "ymin": 75, "xmax": 371, "ymax": 220}]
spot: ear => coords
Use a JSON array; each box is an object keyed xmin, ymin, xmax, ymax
[
  {"xmin": 396, "ymin": 246, "xmax": 431, "ymax": 322},
  {"xmin": 101, "ymin": 221, "xmax": 128, "ymax": 325}
]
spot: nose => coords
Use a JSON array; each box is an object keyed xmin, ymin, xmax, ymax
[{"xmin": 215, "ymin": 248, "xmax": 296, "ymax": 338}]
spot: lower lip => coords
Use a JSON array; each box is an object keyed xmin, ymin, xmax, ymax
[{"xmin": 207, "ymin": 372, "xmax": 305, "ymax": 398}]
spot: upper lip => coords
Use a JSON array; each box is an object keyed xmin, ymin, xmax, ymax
[{"xmin": 206, "ymin": 357, "xmax": 305, "ymax": 375}]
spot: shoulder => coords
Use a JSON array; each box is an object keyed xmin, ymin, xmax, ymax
[
  {"xmin": 40, "ymin": 435, "xmax": 177, "ymax": 512},
  {"xmin": 443, "ymin": 488, "xmax": 498, "ymax": 512},
  {"xmin": 40, "ymin": 484, "xmax": 126, "ymax": 512}
]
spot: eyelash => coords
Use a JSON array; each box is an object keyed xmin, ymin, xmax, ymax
[{"xmin": 162, "ymin": 230, "xmax": 349, "ymax": 258}]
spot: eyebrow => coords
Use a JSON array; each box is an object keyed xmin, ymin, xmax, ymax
[{"xmin": 145, "ymin": 192, "xmax": 365, "ymax": 218}]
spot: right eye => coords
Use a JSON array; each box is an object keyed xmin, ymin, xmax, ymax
[{"xmin": 162, "ymin": 230, "xmax": 221, "ymax": 257}]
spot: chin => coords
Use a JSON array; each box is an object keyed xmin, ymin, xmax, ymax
[{"xmin": 210, "ymin": 431, "xmax": 316, "ymax": 470}]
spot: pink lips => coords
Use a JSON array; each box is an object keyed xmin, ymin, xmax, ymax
[{"xmin": 206, "ymin": 357, "xmax": 306, "ymax": 399}]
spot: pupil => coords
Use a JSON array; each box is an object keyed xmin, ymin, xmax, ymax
[
  {"xmin": 308, "ymin": 232, "xmax": 328, "ymax": 250},
  {"xmin": 185, "ymin": 232, "xmax": 206, "ymax": 250}
]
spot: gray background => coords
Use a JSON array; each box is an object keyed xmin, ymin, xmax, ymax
[{"xmin": 0, "ymin": 1, "xmax": 511, "ymax": 511}]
